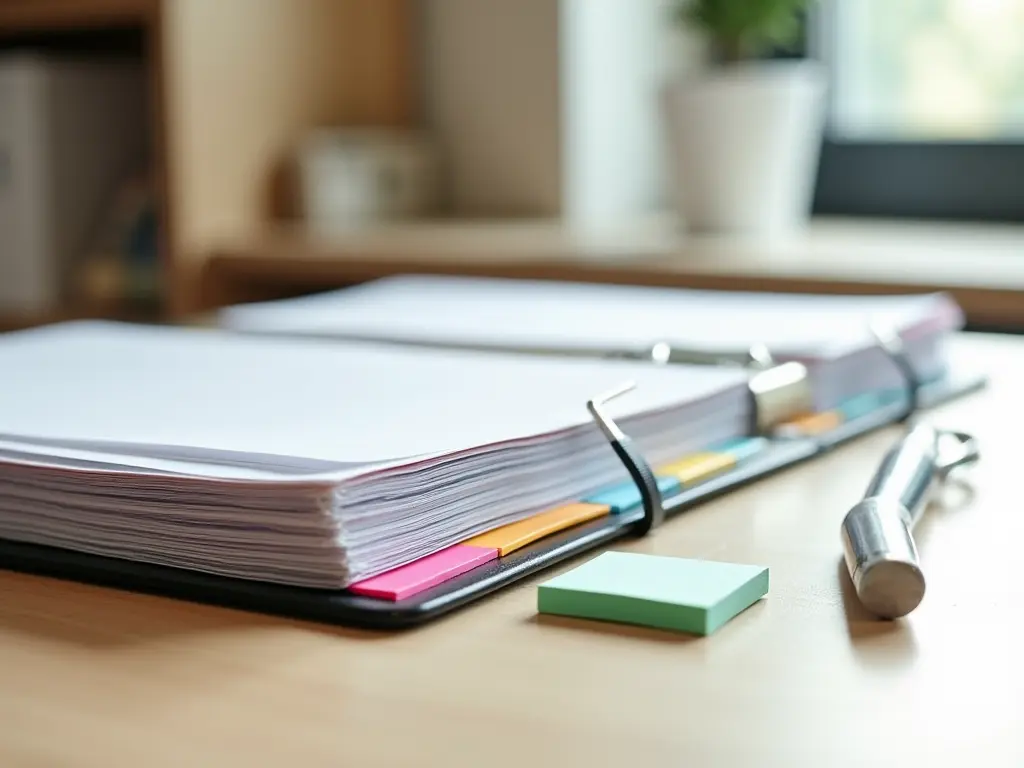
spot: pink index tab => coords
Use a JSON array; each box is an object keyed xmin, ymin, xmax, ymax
[{"xmin": 349, "ymin": 545, "xmax": 498, "ymax": 601}]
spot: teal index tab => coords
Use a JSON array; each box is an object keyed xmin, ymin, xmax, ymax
[
  {"xmin": 537, "ymin": 551, "xmax": 769, "ymax": 635},
  {"xmin": 584, "ymin": 475, "xmax": 681, "ymax": 514},
  {"xmin": 712, "ymin": 436, "xmax": 769, "ymax": 462},
  {"xmin": 838, "ymin": 391, "xmax": 887, "ymax": 421}
]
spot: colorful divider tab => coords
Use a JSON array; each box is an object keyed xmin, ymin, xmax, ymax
[
  {"xmin": 347, "ymin": 385, "xmax": 911, "ymax": 602},
  {"xmin": 347, "ymin": 432, "xmax": 775, "ymax": 601},
  {"xmin": 839, "ymin": 388, "xmax": 905, "ymax": 421},
  {"xmin": 775, "ymin": 410, "xmax": 842, "ymax": 438},
  {"xmin": 713, "ymin": 436, "xmax": 770, "ymax": 462},
  {"xmin": 837, "ymin": 391, "xmax": 888, "ymax": 422},
  {"xmin": 349, "ymin": 545, "xmax": 498, "ymax": 601},
  {"xmin": 584, "ymin": 475, "xmax": 681, "ymax": 514},
  {"xmin": 775, "ymin": 386, "xmax": 907, "ymax": 437},
  {"xmin": 659, "ymin": 452, "xmax": 735, "ymax": 486},
  {"xmin": 463, "ymin": 502, "xmax": 610, "ymax": 556}
]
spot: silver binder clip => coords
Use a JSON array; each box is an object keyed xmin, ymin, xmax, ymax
[
  {"xmin": 746, "ymin": 356, "xmax": 815, "ymax": 435},
  {"xmin": 641, "ymin": 340, "xmax": 814, "ymax": 435}
]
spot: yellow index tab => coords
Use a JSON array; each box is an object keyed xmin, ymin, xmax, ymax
[
  {"xmin": 463, "ymin": 502, "xmax": 610, "ymax": 556},
  {"xmin": 659, "ymin": 452, "xmax": 735, "ymax": 486},
  {"xmin": 777, "ymin": 410, "xmax": 843, "ymax": 437}
]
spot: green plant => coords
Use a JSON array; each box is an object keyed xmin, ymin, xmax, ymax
[{"xmin": 671, "ymin": 0, "xmax": 812, "ymax": 64}]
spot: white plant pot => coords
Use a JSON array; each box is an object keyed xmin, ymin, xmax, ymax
[{"xmin": 663, "ymin": 60, "xmax": 826, "ymax": 235}]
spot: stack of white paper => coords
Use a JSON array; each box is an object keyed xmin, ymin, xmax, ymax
[
  {"xmin": 0, "ymin": 321, "xmax": 753, "ymax": 588},
  {"xmin": 220, "ymin": 275, "xmax": 965, "ymax": 410}
]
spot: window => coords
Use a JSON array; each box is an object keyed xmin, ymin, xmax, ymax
[{"xmin": 809, "ymin": 0, "xmax": 1024, "ymax": 221}]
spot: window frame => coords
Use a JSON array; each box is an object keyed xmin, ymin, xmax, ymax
[
  {"xmin": 800, "ymin": 2, "xmax": 1024, "ymax": 223},
  {"xmin": 814, "ymin": 141, "xmax": 1024, "ymax": 221}
]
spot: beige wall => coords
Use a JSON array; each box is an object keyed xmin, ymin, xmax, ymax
[
  {"xmin": 561, "ymin": 0, "xmax": 678, "ymax": 226},
  {"xmin": 160, "ymin": 0, "xmax": 413, "ymax": 314},
  {"xmin": 418, "ymin": 0, "xmax": 690, "ymax": 224},
  {"xmin": 418, "ymin": 0, "xmax": 563, "ymax": 216}
]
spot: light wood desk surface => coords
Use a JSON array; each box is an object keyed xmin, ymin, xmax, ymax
[{"xmin": 1, "ymin": 333, "xmax": 1023, "ymax": 766}]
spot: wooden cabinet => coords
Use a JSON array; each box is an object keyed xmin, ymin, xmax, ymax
[{"xmin": 0, "ymin": 0, "xmax": 414, "ymax": 324}]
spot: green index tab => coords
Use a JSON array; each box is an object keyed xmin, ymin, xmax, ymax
[{"xmin": 537, "ymin": 551, "xmax": 769, "ymax": 636}]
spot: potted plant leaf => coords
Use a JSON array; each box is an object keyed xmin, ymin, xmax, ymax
[{"xmin": 663, "ymin": 0, "xmax": 825, "ymax": 235}]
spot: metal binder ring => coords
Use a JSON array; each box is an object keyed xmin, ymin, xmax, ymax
[
  {"xmin": 746, "ymin": 343, "xmax": 775, "ymax": 370},
  {"xmin": 869, "ymin": 322, "xmax": 922, "ymax": 421},
  {"xmin": 648, "ymin": 341, "xmax": 673, "ymax": 365},
  {"xmin": 636, "ymin": 341, "xmax": 813, "ymax": 435},
  {"xmin": 586, "ymin": 382, "xmax": 667, "ymax": 536}
]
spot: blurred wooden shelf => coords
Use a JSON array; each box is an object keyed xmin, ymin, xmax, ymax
[
  {"xmin": 0, "ymin": 0, "xmax": 415, "ymax": 322},
  {"xmin": 203, "ymin": 216, "xmax": 1024, "ymax": 331},
  {"xmin": 0, "ymin": 310, "xmax": 66, "ymax": 332},
  {"xmin": 0, "ymin": 300, "xmax": 161, "ymax": 333},
  {"xmin": 0, "ymin": 0, "xmax": 155, "ymax": 32}
]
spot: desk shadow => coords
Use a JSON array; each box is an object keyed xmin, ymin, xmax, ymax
[
  {"xmin": 0, "ymin": 573, "xmax": 398, "ymax": 649},
  {"xmin": 836, "ymin": 560, "xmax": 918, "ymax": 669},
  {"xmin": 526, "ymin": 611, "xmax": 716, "ymax": 645}
]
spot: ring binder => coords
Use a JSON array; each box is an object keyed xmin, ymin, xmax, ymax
[
  {"xmin": 0, "ymin": 363, "xmax": 981, "ymax": 630},
  {"xmin": 869, "ymin": 323, "xmax": 923, "ymax": 421},
  {"xmin": 0, "ymin": 314, "xmax": 988, "ymax": 630}
]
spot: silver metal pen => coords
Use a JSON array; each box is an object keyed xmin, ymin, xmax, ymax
[{"xmin": 840, "ymin": 423, "xmax": 979, "ymax": 619}]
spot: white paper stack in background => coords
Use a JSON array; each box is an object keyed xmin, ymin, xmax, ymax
[
  {"xmin": 219, "ymin": 275, "xmax": 966, "ymax": 410},
  {"xmin": 0, "ymin": 321, "xmax": 754, "ymax": 589}
]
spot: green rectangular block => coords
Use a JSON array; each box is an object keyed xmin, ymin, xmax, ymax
[{"xmin": 537, "ymin": 551, "xmax": 769, "ymax": 636}]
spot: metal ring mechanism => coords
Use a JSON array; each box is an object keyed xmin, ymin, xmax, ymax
[
  {"xmin": 586, "ymin": 382, "xmax": 667, "ymax": 536},
  {"xmin": 869, "ymin": 322, "xmax": 923, "ymax": 422}
]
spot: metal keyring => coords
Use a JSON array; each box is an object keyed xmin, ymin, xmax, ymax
[{"xmin": 935, "ymin": 429, "xmax": 980, "ymax": 479}]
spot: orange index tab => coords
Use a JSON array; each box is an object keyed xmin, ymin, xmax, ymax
[
  {"xmin": 463, "ymin": 502, "xmax": 610, "ymax": 556},
  {"xmin": 777, "ymin": 410, "xmax": 843, "ymax": 437},
  {"xmin": 659, "ymin": 452, "xmax": 735, "ymax": 486}
]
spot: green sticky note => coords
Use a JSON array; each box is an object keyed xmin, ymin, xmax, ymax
[{"xmin": 537, "ymin": 551, "xmax": 769, "ymax": 635}]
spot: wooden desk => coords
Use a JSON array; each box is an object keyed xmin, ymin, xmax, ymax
[
  {"xmin": 1, "ymin": 333, "xmax": 1022, "ymax": 766},
  {"xmin": 203, "ymin": 217, "xmax": 1024, "ymax": 330}
]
